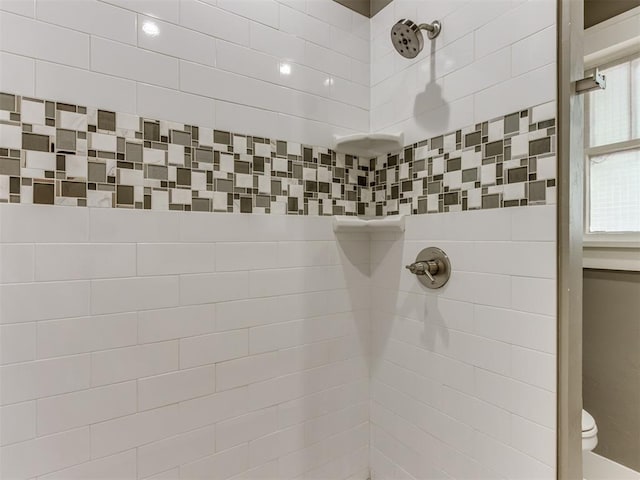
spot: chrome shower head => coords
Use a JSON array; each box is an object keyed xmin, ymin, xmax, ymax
[{"xmin": 390, "ymin": 19, "xmax": 441, "ymax": 59}]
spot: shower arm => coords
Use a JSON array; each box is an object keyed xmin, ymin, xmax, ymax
[
  {"xmin": 417, "ymin": 21, "xmax": 441, "ymax": 39},
  {"xmin": 417, "ymin": 22, "xmax": 437, "ymax": 33}
]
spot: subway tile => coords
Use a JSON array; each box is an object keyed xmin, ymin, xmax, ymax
[
  {"xmin": 214, "ymin": 99, "xmax": 279, "ymax": 140},
  {"xmin": 35, "ymin": 243, "xmax": 136, "ymax": 281},
  {"xmin": 475, "ymin": 0, "xmax": 555, "ymax": 59},
  {"xmin": 248, "ymin": 424, "xmax": 304, "ymax": 467},
  {"xmin": 215, "ymin": 407, "xmax": 278, "ymax": 452},
  {"xmin": 0, "ymin": 0, "xmax": 35, "ymax": 17},
  {"xmin": 178, "ymin": 387, "xmax": 249, "ymax": 433},
  {"xmin": 138, "ymin": 243, "xmax": 215, "ymax": 276},
  {"xmin": 0, "ymin": 11, "xmax": 89, "ymax": 68},
  {"xmin": 36, "ymin": 381, "xmax": 137, "ymax": 436},
  {"xmin": 511, "ymin": 345, "xmax": 556, "ymax": 392},
  {"xmin": 216, "ymin": 40, "xmax": 280, "ymax": 84},
  {"xmin": 91, "ymin": 37, "xmax": 179, "ymax": 89},
  {"xmin": 510, "ymin": 378, "xmax": 556, "ymax": 429},
  {"xmin": 180, "ymin": 61, "xmax": 286, "ymax": 114},
  {"xmin": 249, "ymin": 21, "xmax": 305, "ymax": 65},
  {"xmin": 38, "ymin": 449, "xmax": 137, "ymax": 480},
  {"xmin": 0, "ymin": 281, "xmax": 90, "ymax": 324},
  {"xmin": 137, "ymin": 426, "xmax": 215, "ymax": 479},
  {"xmin": 179, "ymin": 272, "xmax": 248, "ymax": 305},
  {"xmin": 36, "ymin": 0, "xmax": 137, "ymax": 45},
  {"xmin": 215, "ymin": 351, "xmax": 281, "ymax": 391},
  {"xmin": 180, "ymin": 444, "xmax": 248, "ymax": 480},
  {"xmin": 306, "ymin": 0, "xmax": 352, "ymax": 31},
  {"xmin": 511, "ymin": 25, "xmax": 556, "ymax": 77},
  {"xmin": 90, "ymin": 404, "xmax": 181, "ymax": 459},
  {"xmin": 179, "ymin": 330, "xmax": 248, "ymax": 369},
  {"xmin": 215, "ymin": 242, "xmax": 278, "ymax": 272},
  {"xmin": 511, "ymin": 276, "xmax": 556, "ymax": 316},
  {"xmin": 0, "ymin": 323, "xmax": 35, "ymax": 365},
  {"xmin": 474, "ymin": 63, "xmax": 555, "ymax": 124},
  {"xmin": 473, "ymin": 430, "xmax": 554, "ymax": 479},
  {"xmin": 217, "ymin": 0, "xmax": 279, "ymax": 29},
  {"xmin": 137, "ymin": 15, "xmax": 215, "ymax": 66},
  {"xmin": 101, "ymin": 0, "xmax": 179, "ymax": 23},
  {"xmin": 0, "ymin": 354, "xmax": 90, "ymax": 405},
  {"xmin": 0, "ymin": 427, "xmax": 90, "ymax": 479},
  {"xmin": 511, "ymin": 205, "xmax": 556, "ymax": 241},
  {"xmin": 91, "ymin": 341, "xmax": 178, "ymax": 387},
  {"xmin": 90, "ymin": 276, "xmax": 179, "ymax": 315},
  {"xmin": 0, "ymin": 204, "xmax": 88, "ymax": 242},
  {"xmin": 510, "ymin": 415, "xmax": 556, "ymax": 466},
  {"xmin": 279, "ymin": 4, "xmax": 331, "ymax": 48},
  {"xmin": 89, "ymin": 209, "xmax": 180, "ymax": 243},
  {"xmin": 138, "ymin": 365, "xmax": 215, "ymax": 411},
  {"xmin": 0, "ymin": 401, "xmax": 36, "ymax": 446},
  {"xmin": 330, "ymin": 25, "xmax": 369, "ymax": 63},
  {"xmin": 137, "ymin": 83, "xmax": 215, "ymax": 128},
  {"xmin": 37, "ymin": 312, "xmax": 137, "ymax": 359},
  {"xmin": 179, "ymin": 0, "xmax": 250, "ymax": 46},
  {"xmin": 0, "ymin": 52, "xmax": 35, "ymax": 97},
  {"xmin": 444, "ymin": 47, "xmax": 511, "ymax": 102},
  {"xmin": 138, "ymin": 304, "xmax": 216, "ymax": 344},
  {"xmin": 36, "ymin": 61, "xmax": 137, "ymax": 114}
]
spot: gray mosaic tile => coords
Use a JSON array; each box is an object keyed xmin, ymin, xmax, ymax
[
  {"xmin": 0, "ymin": 93, "xmax": 15, "ymax": 111},
  {"xmin": 98, "ymin": 110, "xmax": 116, "ymax": 131},
  {"xmin": 0, "ymin": 92, "xmax": 555, "ymax": 215},
  {"xmin": 22, "ymin": 132, "xmax": 49, "ymax": 152},
  {"xmin": 33, "ymin": 182, "xmax": 54, "ymax": 204}
]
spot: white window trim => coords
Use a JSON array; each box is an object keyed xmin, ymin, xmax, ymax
[{"xmin": 583, "ymin": 15, "xmax": 640, "ymax": 271}]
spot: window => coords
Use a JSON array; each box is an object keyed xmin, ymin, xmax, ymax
[{"xmin": 585, "ymin": 54, "xmax": 640, "ymax": 234}]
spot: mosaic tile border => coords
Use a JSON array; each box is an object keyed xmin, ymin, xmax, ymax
[
  {"xmin": 372, "ymin": 109, "xmax": 557, "ymax": 216},
  {"xmin": 0, "ymin": 92, "xmax": 556, "ymax": 216}
]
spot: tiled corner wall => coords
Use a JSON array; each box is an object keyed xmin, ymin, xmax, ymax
[
  {"xmin": 370, "ymin": 205, "xmax": 557, "ymax": 479},
  {"xmin": 0, "ymin": 92, "xmax": 556, "ymax": 217},
  {"xmin": 367, "ymin": 1, "xmax": 558, "ymax": 479},
  {"xmin": 0, "ymin": 206, "xmax": 370, "ymax": 479}
]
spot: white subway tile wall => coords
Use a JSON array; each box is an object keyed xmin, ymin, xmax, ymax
[
  {"xmin": 0, "ymin": 0, "xmax": 558, "ymax": 479},
  {"xmin": 0, "ymin": 205, "xmax": 371, "ymax": 479},
  {"xmin": 0, "ymin": 0, "xmax": 370, "ymax": 147},
  {"xmin": 370, "ymin": 205, "xmax": 557, "ymax": 479},
  {"xmin": 370, "ymin": 0, "xmax": 557, "ymax": 145}
]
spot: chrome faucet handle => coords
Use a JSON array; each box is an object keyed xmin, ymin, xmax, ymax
[
  {"xmin": 405, "ymin": 261, "xmax": 436, "ymax": 283},
  {"xmin": 405, "ymin": 248, "xmax": 451, "ymax": 289}
]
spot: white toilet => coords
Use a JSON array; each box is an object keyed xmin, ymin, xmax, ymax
[{"xmin": 582, "ymin": 409, "xmax": 598, "ymax": 451}]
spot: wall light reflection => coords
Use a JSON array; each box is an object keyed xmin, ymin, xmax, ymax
[
  {"xmin": 142, "ymin": 21, "xmax": 160, "ymax": 37},
  {"xmin": 279, "ymin": 63, "xmax": 292, "ymax": 75}
]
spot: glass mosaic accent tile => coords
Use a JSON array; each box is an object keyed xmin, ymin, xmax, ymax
[
  {"xmin": 0, "ymin": 92, "xmax": 557, "ymax": 216},
  {"xmin": 371, "ymin": 108, "xmax": 557, "ymax": 216}
]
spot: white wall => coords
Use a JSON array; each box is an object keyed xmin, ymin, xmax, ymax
[
  {"xmin": 0, "ymin": 205, "xmax": 370, "ymax": 480},
  {"xmin": 370, "ymin": 0, "xmax": 556, "ymax": 144},
  {"xmin": 370, "ymin": 206, "xmax": 557, "ymax": 479},
  {"xmin": 367, "ymin": 1, "xmax": 558, "ymax": 477},
  {"xmin": 0, "ymin": 0, "xmax": 370, "ymax": 147}
]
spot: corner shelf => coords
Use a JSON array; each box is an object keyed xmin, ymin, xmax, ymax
[
  {"xmin": 333, "ymin": 215, "xmax": 405, "ymax": 233},
  {"xmin": 332, "ymin": 133, "xmax": 404, "ymax": 157}
]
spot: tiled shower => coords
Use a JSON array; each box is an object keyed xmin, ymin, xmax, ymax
[{"xmin": 0, "ymin": 0, "xmax": 558, "ymax": 479}]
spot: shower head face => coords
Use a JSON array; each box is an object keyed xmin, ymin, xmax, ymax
[{"xmin": 390, "ymin": 19, "xmax": 424, "ymax": 59}]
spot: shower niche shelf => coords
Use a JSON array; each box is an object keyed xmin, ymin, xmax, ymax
[
  {"xmin": 333, "ymin": 215, "xmax": 405, "ymax": 233},
  {"xmin": 332, "ymin": 133, "xmax": 404, "ymax": 157}
]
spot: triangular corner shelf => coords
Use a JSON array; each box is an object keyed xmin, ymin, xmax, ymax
[{"xmin": 333, "ymin": 133, "xmax": 404, "ymax": 157}]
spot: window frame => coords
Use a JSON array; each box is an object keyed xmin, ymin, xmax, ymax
[{"xmin": 583, "ymin": 51, "xmax": 640, "ymax": 270}]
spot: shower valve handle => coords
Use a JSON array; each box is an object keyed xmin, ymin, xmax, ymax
[
  {"xmin": 405, "ymin": 247, "xmax": 451, "ymax": 289},
  {"xmin": 405, "ymin": 261, "xmax": 438, "ymax": 283}
]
